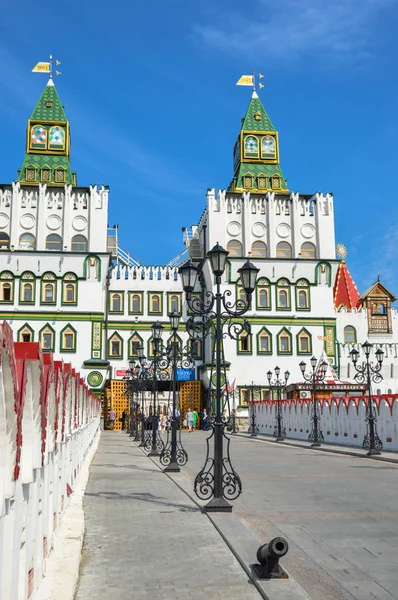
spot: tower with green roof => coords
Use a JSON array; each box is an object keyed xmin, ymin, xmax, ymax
[
  {"xmin": 18, "ymin": 78, "xmax": 77, "ymax": 185},
  {"xmin": 229, "ymin": 90, "xmax": 288, "ymax": 193}
]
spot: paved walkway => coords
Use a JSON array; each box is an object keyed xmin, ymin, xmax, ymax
[{"xmin": 75, "ymin": 432, "xmax": 261, "ymax": 600}]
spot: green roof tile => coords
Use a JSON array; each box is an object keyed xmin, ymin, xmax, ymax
[
  {"xmin": 30, "ymin": 79, "xmax": 67, "ymax": 122},
  {"xmin": 242, "ymin": 92, "xmax": 275, "ymax": 132}
]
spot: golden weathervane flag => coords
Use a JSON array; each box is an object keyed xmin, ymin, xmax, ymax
[
  {"xmin": 236, "ymin": 75, "xmax": 254, "ymax": 86},
  {"xmin": 32, "ymin": 62, "xmax": 51, "ymax": 73}
]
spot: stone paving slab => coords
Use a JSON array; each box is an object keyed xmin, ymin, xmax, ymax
[{"xmin": 75, "ymin": 432, "xmax": 262, "ymax": 600}]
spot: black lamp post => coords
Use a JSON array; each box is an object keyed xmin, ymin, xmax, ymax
[
  {"xmin": 124, "ymin": 349, "xmax": 149, "ymax": 447},
  {"xmin": 156, "ymin": 311, "xmax": 195, "ymax": 472},
  {"xmin": 299, "ymin": 356, "xmax": 327, "ymax": 447},
  {"xmin": 248, "ymin": 382, "xmax": 261, "ymax": 437},
  {"xmin": 349, "ymin": 341, "xmax": 384, "ymax": 456},
  {"xmin": 180, "ymin": 243, "xmax": 259, "ymax": 513},
  {"xmin": 267, "ymin": 367, "xmax": 290, "ymax": 442},
  {"xmin": 123, "ymin": 358, "xmax": 140, "ymax": 441}
]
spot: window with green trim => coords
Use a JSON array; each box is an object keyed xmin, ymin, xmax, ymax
[
  {"xmin": 296, "ymin": 279, "xmax": 310, "ymax": 310},
  {"xmin": 238, "ymin": 331, "xmax": 252, "ymax": 354},
  {"xmin": 109, "ymin": 333, "xmax": 123, "ymax": 358},
  {"xmin": 277, "ymin": 329, "xmax": 292, "ymax": 354},
  {"xmin": 168, "ymin": 293, "xmax": 181, "ymax": 314},
  {"xmin": 62, "ymin": 274, "xmax": 77, "ymax": 304},
  {"xmin": 257, "ymin": 328, "xmax": 272, "ymax": 354},
  {"xmin": 129, "ymin": 293, "xmax": 143, "ymax": 314},
  {"xmin": 109, "ymin": 292, "xmax": 123, "ymax": 313},
  {"xmin": 0, "ymin": 272, "xmax": 13, "ymax": 303},
  {"xmin": 276, "ymin": 279, "xmax": 291, "ymax": 310},
  {"xmin": 18, "ymin": 324, "xmax": 34, "ymax": 342},
  {"xmin": 149, "ymin": 293, "xmax": 162, "ymax": 315},
  {"xmin": 60, "ymin": 326, "xmax": 77, "ymax": 352},
  {"xmin": 129, "ymin": 333, "xmax": 142, "ymax": 357},
  {"xmin": 297, "ymin": 329, "xmax": 311, "ymax": 354},
  {"xmin": 256, "ymin": 278, "xmax": 271, "ymax": 310},
  {"xmin": 40, "ymin": 325, "xmax": 55, "ymax": 352}
]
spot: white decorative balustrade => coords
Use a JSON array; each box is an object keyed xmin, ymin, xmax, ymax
[{"xmin": 0, "ymin": 322, "xmax": 101, "ymax": 600}]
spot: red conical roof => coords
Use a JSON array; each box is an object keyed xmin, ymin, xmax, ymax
[{"xmin": 333, "ymin": 261, "xmax": 361, "ymax": 310}]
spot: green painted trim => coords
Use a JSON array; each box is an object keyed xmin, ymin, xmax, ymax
[
  {"xmin": 276, "ymin": 279, "xmax": 291, "ymax": 310},
  {"xmin": 296, "ymin": 327, "xmax": 312, "ymax": 355},
  {"xmin": 19, "ymin": 276, "xmax": 36, "ymax": 305},
  {"xmin": 40, "ymin": 276, "xmax": 57, "ymax": 305},
  {"xmin": 39, "ymin": 323, "xmax": 56, "ymax": 352},
  {"xmin": 166, "ymin": 291, "xmax": 182, "ymax": 315},
  {"xmin": 17, "ymin": 322, "xmax": 34, "ymax": 342},
  {"xmin": 148, "ymin": 292, "xmax": 163, "ymax": 316},
  {"xmin": 295, "ymin": 281, "xmax": 311, "ymax": 311},
  {"xmin": 315, "ymin": 261, "xmax": 332, "ymax": 287},
  {"xmin": 324, "ymin": 324, "xmax": 336, "ymax": 358},
  {"xmin": 128, "ymin": 331, "xmax": 144, "ymax": 358},
  {"xmin": 91, "ymin": 321, "xmax": 103, "ymax": 358},
  {"xmin": 61, "ymin": 278, "xmax": 78, "ymax": 306},
  {"xmin": 237, "ymin": 331, "xmax": 253, "ymax": 355},
  {"xmin": 60, "ymin": 323, "xmax": 77, "ymax": 353},
  {"xmin": 256, "ymin": 326, "xmax": 272, "ymax": 355},
  {"xmin": 128, "ymin": 291, "xmax": 144, "ymax": 315},
  {"xmin": 83, "ymin": 255, "xmax": 102, "ymax": 280},
  {"xmin": 256, "ymin": 278, "xmax": 271, "ymax": 310},
  {"xmin": 276, "ymin": 327, "xmax": 293, "ymax": 355},
  {"xmin": 108, "ymin": 331, "xmax": 124, "ymax": 360},
  {"xmin": 0, "ymin": 311, "xmax": 104, "ymax": 321},
  {"xmin": 108, "ymin": 291, "xmax": 125, "ymax": 314}
]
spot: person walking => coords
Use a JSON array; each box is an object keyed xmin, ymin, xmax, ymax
[
  {"xmin": 192, "ymin": 409, "xmax": 198, "ymax": 431},
  {"xmin": 109, "ymin": 407, "xmax": 116, "ymax": 430},
  {"xmin": 121, "ymin": 410, "xmax": 127, "ymax": 431},
  {"xmin": 186, "ymin": 408, "xmax": 194, "ymax": 432},
  {"xmin": 201, "ymin": 408, "xmax": 208, "ymax": 431}
]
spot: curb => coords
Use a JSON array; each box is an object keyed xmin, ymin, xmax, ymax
[
  {"xmin": 134, "ymin": 435, "xmax": 310, "ymax": 600},
  {"xmin": 36, "ymin": 429, "xmax": 101, "ymax": 600},
  {"xmin": 233, "ymin": 432, "xmax": 398, "ymax": 464}
]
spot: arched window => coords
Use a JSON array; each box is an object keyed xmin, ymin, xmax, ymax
[
  {"xmin": 239, "ymin": 287, "xmax": 247, "ymax": 306},
  {"xmin": 44, "ymin": 284, "xmax": 54, "ymax": 303},
  {"xmin": 169, "ymin": 295, "xmax": 180, "ymax": 313},
  {"xmin": 65, "ymin": 284, "xmax": 75, "ymax": 303},
  {"xmin": 150, "ymin": 293, "xmax": 161, "ymax": 313},
  {"xmin": 276, "ymin": 241, "xmax": 292, "ymax": 258},
  {"xmin": 131, "ymin": 294, "xmax": 141, "ymax": 313},
  {"xmin": 227, "ymin": 240, "xmax": 243, "ymax": 257},
  {"xmin": 297, "ymin": 329, "xmax": 311, "ymax": 354},
  {"xmin": 190, "ymin": 339, "xmax": 201, "ymax": 358},
  {"xmin": 344, "ymin": 326, "xmax": 356, "ymax": 343},
  {"xmin": 46, "ymin": 234, "xmax": 62, "ymax": 251},
  {"xmin": 301, "ymin": 242, "xmax": 316, "ymax": 259},
  {"xmin": 279, "ymin": 290, "xmax": 288, "ymax": 307},
  {"xmin": 22, "ymin": 283, "xmax": 33, "ymax": 302},
  {"xmin": 61, "ymin": 326, "xmax": 76, "ymax": 352},
  {"xmin": 19, "ymin": 233, "xmax": 36, "ymax": 250},
  {"xmin": 111, "ymin": 294, "xmax": 121, "ymax": 312},
  {"xmin": 0, "ymin": 233, "xmax": 10, "ymax": 250},
  {"xmin": 296, "ymin": 279, "xmax": 310, "ymax": 310},
  {"xmin": 244, "ymin": 135, "xmax": 259, "ymax": 156},
  {"xmin": 71, "ymin": 235, "xmax": 88, "ymax": 252},
  {"xmin": 298, "ymin": 290, "xmax": 307, "ymax": 307},
  {"xmin": 1, "ymin": 282, "xmax": 12, "ymax": 302},
  {"xmin": 256, "ymin": 278, "xmax": 271, "ymax": 310},
  {"xmin": 251, "ymin": 241, "xmax": 267, "ymax": 258}
]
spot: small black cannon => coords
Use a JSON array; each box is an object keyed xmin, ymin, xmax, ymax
[{"xmin": 252, "ymin": 537, "xmax": 289, "ymax": 579}]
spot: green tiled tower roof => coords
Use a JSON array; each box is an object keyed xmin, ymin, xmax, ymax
[
  {"xmin": 17, "ymin": 79, "xmax": 76, "ymax": 186},
  {"xmin": 228, "ymin": 90, "xmax": 288, "ymax": 193}
]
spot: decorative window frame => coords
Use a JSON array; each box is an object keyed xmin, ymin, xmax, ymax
[
  {"xmin": 314, "ymin": 262, "xmax": 332, "ymax": 287},
  {"xmin": 0, "ymin": 271, "xmax": 14, "ymax": 304},
  {"xmin": 39, "ymin": 324, "xmax": 56, "ymax": 352},
  {"xmin": 276, "ymin": 278, "xmax": 291, "ymax": 311},
  {"xmin": 71, "ymin": 235, "xmax": 88, "ymax": 252},
  {"xmin": 227, "ymin": 240, "xmax": 243, "ymax": 257},
  {"xmin": 257, "ymin": 173, "xmax": 268, "ymax": 190},
  {"xmin": 237, "ymin": 331, "xmax": 253, "ymax": 355},
  {"xmin": 46, "ymin": 234, "xmax": 63, "ymax": 252},
  {"xmin": 62, "ymin": 273, "xmax": 78, "ymax": 306},
  {"xmin": 41, "ymin": 272, "xmax": 57, "ymax": 305},
  {"xmin": 108, "ymin": 332, "xmax": 123, "ymax": 359},
  {"xmin": 256, "ymin": 326, "xmax": 272, "ymax": 355},
  {"xmin": 251, "ymin": 241, "xmax": 268, "ymax": 258},
  {"xmin": 19, "ymin": 272, "xmax": 36, "ymax": 305},
  {"xmin": 243, "ymin": 135, "xmax": 260, "ymax": 158},
  {"xmin": 276, "ymin": 241, "xmax": 292, "ymax": 259},
  {"xmin": 25, "ymin": 166, "xmax": 37, "ymax": 182},
  {"xmin": 190, "ymin": 338, "xmax": 202, "ymax": 360},
  {"xmin": 54, "ymin": 167, "xmax": 66, "ymax": 183},
  {"xmin": 243, "ymin": 173, "xmax": 253, "ymax": 189},
  {"xmin": 261, "ymin": 134, "xmax": 277, "ymax": 159},
  {"xmin": 167, "ymin": 292, "xmax": 182, "ymax": 315},
  {"xmin": 277, "ymin": 327, "xmax": 293, "ymax": 355},
  {"xmin": 128, "ymin": 291, "xmax": 144, "ymax": 315},
  {"xmin": 343, "ymin": 325, "xmax": 357, "ymax": 344},
  {"xmin": 271, "ymin": 174, "xmax": 281, "ymax": 190},
  {"xmin": 148, "ymin": 292, "xmax": 163, "ymax": 315},
  {"xmin": 18, "ymin": 322, "xmax": 34, "ymax": 342},
  {"xmin": 295, "ymin": 279, "xmax": 311, "ymax": 311},
  {"xmin": 128, "ymin": 332, "xmax": 144, "ymax": 358},
  {"xmin": 300, "ymin": 242, "xmax": 316, "ymax": 260},
  {"xmin": 18, "ymin": 233, "xmax": 36, "ymax": 251},
  {"xmin": 296, "ymin": 327, "xmax": 312, "ymax": 355},
  {"xmin": 239, "ymin": 387, "xmax": 250, "ymax": 406},
  {"xmin": 256, "ymin": 278, "xmax": 271, "ymax": 310},
  {"xmin": 40, "ymin": 166, "xmax": 52, "ymax": 183},
  {"xmin": 60, "ymin": 324, "xmax": 77, "ymax": 353},
  {"xmin": 83, "ymin": 255, "xmax": 102, "ymax": 280},
  {"xmin": 109, "ymin": 291, "xmax": 124, "ymax": 314}
]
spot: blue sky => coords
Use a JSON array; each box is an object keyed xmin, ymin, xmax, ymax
[{"xmin": 0, "ymin": 0, "xmax": 397, "ymax": 294}]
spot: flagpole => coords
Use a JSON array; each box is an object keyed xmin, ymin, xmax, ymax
[{"xmin": 49, "ymin": 55, "xmax": 53, "ymax": 79}]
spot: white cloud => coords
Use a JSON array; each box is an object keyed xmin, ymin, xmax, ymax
[{"xmin": 195, "ymin": 0, "xmax": 396, "ymax": 62}]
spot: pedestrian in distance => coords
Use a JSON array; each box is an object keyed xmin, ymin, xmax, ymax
[
  {"xmin": 186, "ymin": 408, "xmax": 194, "ymax": 432},
  {"xmin": 109, "ymin": 407, "xmax": 116, "ymax": 430},
  {"xmin": 121, "ymin": 410, "xmax": 127, "ymax": 430},
  {"xmin": 201, "ymin": 408, "xmax": 208, "ymax": 431},
  {"xmin": 192, "ymin": 409, "xmax": 198, "ymax": 431}
]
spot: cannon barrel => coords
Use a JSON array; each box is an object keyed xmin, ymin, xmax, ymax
[{"xmin": 253, "ymin": 537, "xmax": 289, "ymax": 579}]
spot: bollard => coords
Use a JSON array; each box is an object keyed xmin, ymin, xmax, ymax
[{"xmin": 252, "ymin": 537, "xmax": 289, "ymax": 579}]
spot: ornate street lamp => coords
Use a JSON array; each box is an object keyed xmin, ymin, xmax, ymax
[
  {"xmin": 349, "ymin": 342, "xmax": 384, "ymax": 455},
  {"xmin": 157, "ymin": 311, "xmax": 195, "ymax": 472},
  {"xmin": 123, "ymin": 359, "xmax": 141, "ymax": 441},
  {"xmin": 299, "ymin": 357, "xmax": 327, "ymax": 447},
  {"xmin": 124, "ymin": 354, "xmax": 150, "ymax": 447},
  {"xmin": 248, "ymin": 382, "xmax": 261, "ymax": 437},
  {"xmin": 180, "ymin": 244, "xmax": 259, "ymax": 513},
  {"xmin": 267, "ymin": 367, "xmax": 290, "ymax": 442}
]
